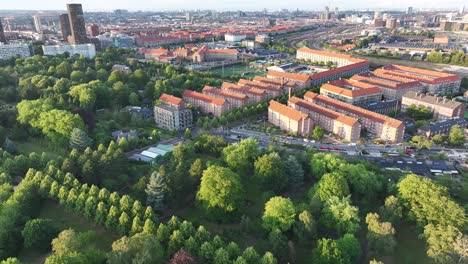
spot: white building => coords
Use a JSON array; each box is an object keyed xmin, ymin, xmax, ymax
[
  {"xmin": 42, "ymin": 44, "xmax": 96, "ymax": 58},
  {"xmin": 225, "ymin": 33, "xmax": 246, "ymax": 42},
  {"xmin": 0, "ymin": 43, "xmax": 32, "ymax": 60}
]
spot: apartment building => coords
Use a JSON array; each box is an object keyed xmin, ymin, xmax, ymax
[
  {"xmin": 268, "ymin": 100, "xmax": 313, "ymax": 137},
  {"xmin": 266, "ymin": 70, "xmax": 312, "ymax": 88},
  {"xmin": 296, "ymin": 47, "xmax": 361, "ymax": 67},
  {"xmin": 320, "ymin": 79, "xmax": 382, "ymax": 106},
  {"xmin": 252, "ymin": 76, "xmax": 297, "ymax": 92},
  {"xmin": 378, "ymin": 64, "xmax": 461, "ymax": 95},
  {"xmin": 182, "ymin": 90, "xmax": 229, "ymax": 117},
  {"xmin": 202, "ymin": 86, "xmax": 249, "ymax": 108},
  {"xmin": 237, "ymin": 78, "xmax": 282, "ymax": 97},
  {"xmin": 43, "ymin": 44, "xmax": 96, "ymax": 58},
  {"xmin": 193, "ymin": 46, "xmax": 238, "ymax": 63},
  {"xmin": 288, "ymin": 96, "xmax": 361, "ymax": 142},
  {"xmin": 310, "ymin": 61, "xmax": 370, "ymax": 86},
  {"xmin": 0, "ymin": 43, "xmax": 31, "ymax": 60},
  {"xmin": 351, "ymin": 70, "xmax": 424, "ymax": 100},
  {"xmin": 154, "ymin": 93, "xmax": 193, "ymax": 131},
  {"xmin": 401, "ymin": 91, "xmax": 466, "ymax": 120},
  {"xmin": 221, "ymin": 82, "xmax": 267, "ymax": 104},
  {"xmin": 304, "ymin": 91, "xmax": 405, "ymax": 143},
  {"xmin": 418, "ymin": 117, "xmax": 467, "ymax": 138}
]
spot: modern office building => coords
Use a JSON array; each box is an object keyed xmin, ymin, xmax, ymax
[
  {"xmin": 32, "ymin": 15, "xmax": 42, "ymax": 32},
  {"xmin": 154, "ymin": 93, "xmax": 193, "ymax": 131},
  {"xmin": 288, "ymin": 96, "xmax": 361, "ymax": 142},
  {"xmin": 268, "ymin": 100, "xmax": 312, "ymax": 137},
  {"xmin": 59, "ymin": 14, "xmax": 71, "ymax": 40},
  {"xmin": 67, "ymin": 4, "xmax": 88, "ymax": 44},
  {"xmin": 304, "ymin": 91, "xmax": 405, "ymax": 143},
  {"xmin": 320, "ymin": 79, "xmax": 382, "ymax": 106},
  {"xmin": 42, "ymin": 44, "xmax": 96, "ymax": 58},
  {"xmin": 401, "ymin": 91, "xmax": 466, "ymax": 120},
  {"xmin": 0, "ymin": 43, "xmax": 31, "ymax": 60},
  {"xmin": 0, "ymin": 18, "xmax": 6, "ymax": 43},
  {"xmin": 182, "ymin": 90, "xmax": 229, "ymax": 117}
]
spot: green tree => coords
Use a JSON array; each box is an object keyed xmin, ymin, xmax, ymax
[
  {"xmin": 343, "ymin": 164, "xmax": 382, "ymax": 200},
  {"xmin": 188, "ymin": 158, "xmax": 204, "ymax": 180},
  {"xmin": 69, "ymin": 128, "xmax": 92, "ymax": 151},
  {"xmin": 284, "ymin": 155, "xmax": 304, "ymax": 188},
  {"xmin": 423, "ymin": 224, "xmax": 462, "ymax": 263},
  {"xmin": 320, "ymin": 196, "xmax": 360, "ymax": 236},
  {"xmin": 431, "ymin": 134, "xmax": 445, "ymax": 145},
  {"xmin": 366, "ymin": 213, "xmax": 396, "ymax": 256},
  {"xmin": 262, "ymin": 196, "xmax": 296, "ymax": 232},
  {"xmin": 312, "ymin": 238, "xmax": 347, "ymax": 264},
  {"xmin": 222, "ymin": 138, "xmax": 259, "ymax": 174},
  {"xmin": 146, "ymin": 172, "xmax": 167, "ymax": 211},
  {"xmin": 449, "ymin": 125, "xmax": 464, "ymax": 146},
  {"xmin": 409, "ymin": 135, "xmax": 432, "ymax": 151},
  {"xmin": 314, "ymin": 172, "xmax": 350, "ymax": 202},
  {"xmin": 22, "ymin": 218, "xmax": 59, "ymax": 252},
  {"xmin": 293, "ymin": 210, "xmax": 316, "ymax": 243},
  {"xmin": 107, "ymin": 233, "xmax": 164, "ymax": 264},
  {"xmin": 51, "ymin": 229, "xmax": 81, "ymax": 255},
  {"xmin": 184, "ymin": 128, "xmax": 192, "ymax": 139},
  {"xmin": 254, "ymin": 152, "xmax": 287, "ymax": 193},
  {"xmin": 379, "ymin": 195, "xmax": 403, "ymax": 224},
  {"xmin": 312, "ymin": 126, "xmax": 324, "ymax": 141},
  {"xmin": 196, "ymin": 165, "xmax": 244, "ymax": 221}
]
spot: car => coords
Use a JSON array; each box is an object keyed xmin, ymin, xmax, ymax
[
  {"xmin": 320, "ymin": 146, "xmax": 326, "ymax": 150},
  {"xmin": 334, "ymin": 147, "xmax": 340, "ymax": 151}
]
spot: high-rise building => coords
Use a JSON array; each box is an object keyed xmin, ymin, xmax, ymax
[
  {"xmin": 67, "ymin": 4, "xmax": 88, "ymax": 44},
  {"xmin": 460, "ymin": 4, "xmax": 465, "ymax": 14},
  {"xmin": 0, "ymin": 18, "xmax": 6, "ymax": 43},
  {"xmin": 59, "ymin": 14, "xmax": 71, "ymax": 40},
  {"xmin": 406, "ymin": 6, "xmax": 413, "ymax": 15},
  {"xmin": 33, "ymin": 15, "xmax": 42, "ymax": 32},
  {"xmin": 88, "ymin": 24, "xmax": 99, "ymax": 37}
]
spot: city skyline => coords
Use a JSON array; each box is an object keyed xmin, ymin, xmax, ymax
[{"xmin": 0, "ymin": 0, "xmax": 466, "ymax": 11}]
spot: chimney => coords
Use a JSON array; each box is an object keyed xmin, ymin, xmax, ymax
[{"xmin": 288, "ymin": 87, "xmax": 292, "ymax": 99}]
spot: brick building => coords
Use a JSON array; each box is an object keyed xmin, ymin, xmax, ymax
[
  {"xmin": 221, "ymin": 82, "xmax": 268, "ymax": 104},
  {"xmin": 304, "ymin": 91, "xmax": 405, "ymax": 143},
  {"xmin": 401, "ymin": 91, "xmax": 466, "ymax": 120},
  {"xmin": 202, "ymin": 86, "xmax": 249, "ymax": 108},
  {"xmin": 182, "ymin": 90, "xmax": 229, "ymax": 117},
  {"xmin": 268, "ymin": 100, "xmax": 313, "ymax": 136},
  {"xmin": 266, "ymin": 70, "xmax": 312, "ymax": 88},
  {"xmin": 288, "ymin": 96, "xmax": 361, "ymax": 142},
  {"xmin": 418, "ymin": 117, "xmax": 467, "ymax": 138},
  {"xmin": 320, "ymin": 79, "xmax": 382, "ymax": 106}
]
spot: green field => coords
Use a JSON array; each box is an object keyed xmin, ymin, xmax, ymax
[
  {"xmin": 17, "ymin": 140, "xmax": 66, "ymax": 159},
  {"xmin": 18, "ymin": 200, "xmax": 118, "ymax": 264},
  {"xmin": 208, "ymin": 64, "xmax": 266, "ymax": 77}
]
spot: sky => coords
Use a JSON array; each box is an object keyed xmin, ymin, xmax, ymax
[{"xmin": 0, "ymin": 0, "xmax": 466, "ymax": 11}]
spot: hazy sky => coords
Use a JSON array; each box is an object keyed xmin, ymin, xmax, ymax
[{"xmin": 0, "ymin": 0, "xmax": 466, "ymax": 11}]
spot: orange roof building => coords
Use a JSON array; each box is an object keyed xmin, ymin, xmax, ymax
[
  {"xmin": 252, "ymin": 76, "xmax": 297, "ymax": 91},
  {"xmin": 351, "ymin": 71, "xmax": 424, "ymax": 100},
  {"xmin": 154, "ymin": 94, "xmax": 192, "ymax": 131},
  {"xmin": 266, "ymin": 70, "xmax": 312, "ymax": 88},
  {"xmin": 238, "ymin": 78, "xmax": 282, "ymax": 97},
  {"xmin": 202, "ymin": 86, "xmax": 249, "ymax": 108},
  {"xmin": 159, "ymin": 93, "xmax": 185, "ymax": 109},
  {"xmin": 221, "ymin": 82, "xmax": 268, "ymax": 104},
  {"xmin": 193, "ymin": 45, "xmax": 238, "ymax": 63},
  {"xmin": 304, "ymin": 91, "xmax": 405, "ymax": 143},
  {"xmin": 182, "ymin": 90, "xmax": 229, "ymax": 117},
  {"xmin": 288, "ymin": 96, "xmax": 361, "ymax": 142},
  {"xmin": 320, "ymin": 79, "xmax": 382, "ymax": 107},
  {"xmin": 378, "ymin": 64, "xmax": 461, "ymax": 95},
  {"xmin": 268, "ymin": 100, "xmax": 313, "ymax": 137},
  {"xmin": 296, "ymin": 47, "xmax": 366, "ymax": 66}
]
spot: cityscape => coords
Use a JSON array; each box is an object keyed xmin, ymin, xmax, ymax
[{"xmin": 0, "ymin": 2, "xmax": 467, "ymax": 264}]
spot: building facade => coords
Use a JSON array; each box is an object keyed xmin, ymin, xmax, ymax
[
  {"xmin": 154, "ymin": 93, "xmax": 193, "ymax": 131},
  {"xmin": 304, "ymin": 91, "xmax": 405, "ymax": 143},
  {"xmin": 288, "ymin": 96, "xmax": 361, "ymax": 142},
  {"xmin": 59, "ymin": 14, "xmax": 71, "ymax": 40},
  {"xmin": 0, "ymin": 43, "xmax": 31, "ymax": 60},
  {"xmin": 42, "ymin": 44, "xmax": 96, "ymax": 58},
  {"xmin": 320, "ymin": 79, "xmax": 382, "ymax": 106},
  {"xmin": 182, "ymin": 90, "xmax": 229, "ymax": 117},
  {"xmin": 0, "ymin": 18, "xmax": 6, "ymax": 43},
  {"xmin": 418, "ymin": 118, "xmax": 467, "ymax": 138},
  {"xmin": 268, "ymin": 100, "xmax": 313, "ymax": 137},
  {"xmin": 67, "ymin": 4, "xmax": 88, "ymax": 44},
  {"xmin": 202, "ymin": 86, "xmax": 249, "ymax": 108},
  {"xmin": 401, "ymin": 91, "xmax": 466, "ymax": 120}
]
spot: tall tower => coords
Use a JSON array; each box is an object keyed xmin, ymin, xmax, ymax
[
  {"xmin": 0, "ymin": 18, "xmax": 6, "ymax": 43},
  {"xmin": 33, "ymin": 15, "xmax": 42, "ymax": 32},
  {"xmin": 67, "ymin": 4, "xmax": 88, "ymax": 44},
  {"xmin": 59, "ymin": 14, "xmax": 71, "ymax": 41}
]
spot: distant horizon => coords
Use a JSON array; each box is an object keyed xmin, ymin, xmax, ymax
[{"xmin": 0, "ymin": 0, "xmax": 466, "ymax": 12}]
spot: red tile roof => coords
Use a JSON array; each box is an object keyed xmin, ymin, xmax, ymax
[
  {"xmin": 304, "ymin": 91, "xmax": 403, "ymax": 129},
  {"xmin": 159, "ymin": 93, "xmax": 183, "ymax": 106},
  {"xmin": 202, "ymin": 86, "xmax": 248, "ymax": 100},
  {"xmin": 269, "ymin": 100, "xmax": 309, "ymax": 122},
  {"xmin": 297, "ymin": 47, "xmax": 366, "ymax": 63},
  {"xmin": 267, "ymin": 70, "xmax": 311, "ymax": 83},
  {"xmin": 310, "ymin": 61, "xmax": 369, "ymax": 80},
  {"xmin": 379, "ymin": 64, "xmax": 461, "ymax": 84},
  {"xmin": 252, "ymin": 76, "xmax": 296, "ymax": 87},
  {"xmin": 321, "ymin": 79, "xmax": 382, "ymax": 98},
  {"xmin": 182, "ymin": 90, "xmax": 226, "ymax": 106}
]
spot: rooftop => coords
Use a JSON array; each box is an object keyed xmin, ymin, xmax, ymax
[
  {"xmin": 202, "ymin": 86, "xmax": 248, "ymax": 100},
  {"xmin": 402, "ymin": 91, "xmax": 464, "ymax": 109},
  {"xmin": 159, "ymin": 93, "xmax": 183, "ymax": 106},
  {"xmin": 267, "ymin": 70, "xmax": 311, "ymax": 83},
  {"xmin": 321, "ymin": 79, "xmax": 382, "ymax": 98},
  {"xmin": 182, "ymin": 90, "xmax": 226, "ymax": 106},
  {"xmin": 379, "ymin": 64, "xmax": 461, "ymax": 84},
  {"xmin": 269, "ymin": 100, "xmax": 309, "ymax": 122}
]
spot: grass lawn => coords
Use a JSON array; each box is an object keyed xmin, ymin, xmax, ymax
[
  {"xmin": 209, "ymin": 64, "xmax": 266, "ymax": 77},
  {"xmin": 17, "ymin": 140, "xmax": 66, "ymax": 159},
  {"xmin": 18, "ymin": 199, "xmax": 119, "ymax": 264},
  {"xmin": 382, "ymin": 221, "xmax": 432, "ymax": 264}
]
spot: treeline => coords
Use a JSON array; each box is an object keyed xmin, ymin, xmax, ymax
[{"xmin": 426, "ymin": 51, "xmax": 468, "ymax": 67}]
